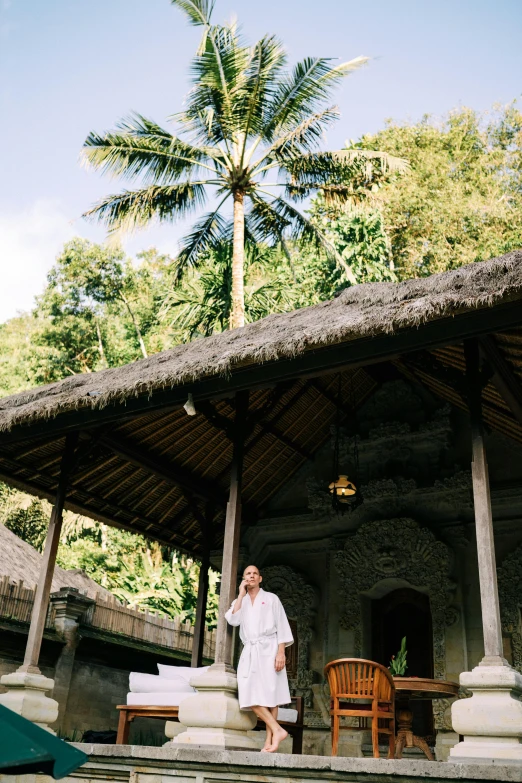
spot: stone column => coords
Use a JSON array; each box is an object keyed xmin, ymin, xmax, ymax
[
  {"xmin": 50, "ymin": 587, "xmax": 94, "ymax": 733},
  {"xmin": 173, "ymin": 392, "xmax": 257, "ymax": 750},
  {"xmin": 0, "ymin": 434, "xmax": 78, "ymax": 733},
  {"xmin": 450, "ymin": 340, "xmax": 522, "ymax": 764}
]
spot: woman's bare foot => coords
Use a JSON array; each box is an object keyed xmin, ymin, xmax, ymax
[
  {"xmin": 266, "ymin": 726, "xmax": 288, "ymax": 752},
  {"xmin": 261, "ymin": 732, "xmax": 272, "ymax": 752}
]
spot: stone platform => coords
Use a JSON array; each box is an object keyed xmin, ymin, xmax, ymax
[
  {"xmin": 60, "ymin": 744, "xmax": 522, "ymax": 783},
  {"xmin": 2, "ymin": 743, "xmax": 520, "ymax": 783}
]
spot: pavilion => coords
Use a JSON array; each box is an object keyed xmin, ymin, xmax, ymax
[{"xmin": 1, "ymin": 251, "xmax": 522, "ymax": 777}]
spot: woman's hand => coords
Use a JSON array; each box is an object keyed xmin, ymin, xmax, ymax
[{"xmin": 275, "ymin": 650, "xmax": 286, "ymax": 672}]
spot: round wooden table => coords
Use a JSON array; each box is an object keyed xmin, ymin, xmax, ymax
[{"xmin": 392, "ymin": 677, "xmax": 459, "ymax": 761}]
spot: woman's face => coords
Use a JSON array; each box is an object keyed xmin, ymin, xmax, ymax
[{"xmin": 243, "ymin": 565, "xmax": 262, "ymax": 589}]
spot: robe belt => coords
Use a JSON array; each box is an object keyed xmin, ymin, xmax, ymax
[{"xmin": 240, "ymin": 633, "xmax": 277, "ymax": 677}]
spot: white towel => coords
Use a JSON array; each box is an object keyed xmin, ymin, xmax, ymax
[
  {"xmin": 129, "ymin": 672, "xmax": 194, "ymax": 693},
  {"xmin": 157, "ymin": 664, "xmax": 209, "ymax": 682}
]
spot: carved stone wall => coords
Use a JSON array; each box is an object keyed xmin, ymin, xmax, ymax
[
  {"xmin": 498, "ymin": 543, "xmax": 522, "ymax": 673},
  {"xmin": 261, "ymin": 565, "xmax": 316, "ymax": 706},
  {"xmin": 334, "ymin": 518, "xmax": 456, "ymax": 689}
]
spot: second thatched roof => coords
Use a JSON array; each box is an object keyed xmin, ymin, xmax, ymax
[{"xmin": 0, "ymin": 523, "xmax": 112, "ymax": 598}]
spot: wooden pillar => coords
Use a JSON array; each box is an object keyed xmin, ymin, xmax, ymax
[
  {"xmin": 464, "ymin": 339, "xmax": 505, "ymax": 663},
  {"xmin": 214, "ymin": 391, "xmax": 248, "ymax": 668},
  {"xmin": 19, "ymin": 433, "xmax": 78, "ymax": 674},
  {"xmin": 191, "ymin": 504, "xmax": 213, "ymax": 668}
]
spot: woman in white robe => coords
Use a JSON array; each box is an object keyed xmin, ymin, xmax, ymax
[{"xmin": 225, "ymin": 564, "xmax": 294, "ymax": 752}]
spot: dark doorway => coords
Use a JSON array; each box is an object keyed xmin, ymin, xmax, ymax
[{"xmin": 371, "ymin": 588, "xmax": 434, "ymax": 739}]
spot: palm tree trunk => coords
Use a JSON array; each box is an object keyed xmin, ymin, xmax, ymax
[
  {"xmin": 95, "ymin": 319, "xmax": 108, "ymax": 368},
  {"xmin": 230, "ymin": 191, "xmax": 246, "ymax": 329},
  {"xmin": 120, "ymin": 293, "xmax": 148, "ymax": 358}
]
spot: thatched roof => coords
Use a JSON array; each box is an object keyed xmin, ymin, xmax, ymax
[
  {"xmin": 1, "ymin": 252, "xmax": 522, "ymax": 556},
  {"xmin": 1, "ymin": 251, "xmax": 522, "ymax": 436},
  {"xmin": 0, "ymin": 523, "xmax": 112, "ymax": 599}
]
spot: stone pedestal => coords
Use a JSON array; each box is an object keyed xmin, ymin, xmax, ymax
[
  {"xmin": 0, "ymin": 671, "xmax": 58, "ymax": 732},
  {"xmin": 50, "ymin": 587, "xmax": 94, "ymax": 732},
  {"xmin": 450, "ymin": 664, "xmax": 522, "ymax": 763},
  {"xmin": 172, "ymin": 663, "xmax": 257, "ymax": 750},
  {"xmin": 435, "ymin": 731, "xmax": 459, "ymax": 762}
]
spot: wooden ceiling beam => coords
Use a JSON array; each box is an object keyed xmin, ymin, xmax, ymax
[
  {"xmin": 310, "ymin": 378, "xmax": 355, "ymax": 416},
  {"xmin": 398, "ymin": 358, "xmax": 522, "ymax": 445},
  {"xmin": 196, "ymin": 388, "xmax": 312, "ymax": 459},
  {"xmin": 242, "ymin": 382, "xmax": 312, "ymax": 455},
  {"xmin": 479, "ymin": 335, "xmax": 522, "ymax": 426},
  {"xmin": 257, "ymin": 420, "xmax": 313, "ymax": 461},
  {"xmin": 98, "ymin": 433, "xmax": 226, "ymax": 507}
]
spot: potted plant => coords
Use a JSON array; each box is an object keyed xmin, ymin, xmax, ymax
[{"xmin": 389, "ymin": 636, "xmax": 407, "ymax": 676}]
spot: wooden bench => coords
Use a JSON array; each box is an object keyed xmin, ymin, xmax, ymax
[{"xmin": 116, "ymin": 696, "xmax": 304, "ymax": 753}]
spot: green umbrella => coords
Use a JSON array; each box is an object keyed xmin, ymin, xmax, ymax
[{"xmin": 0, "ymin": 704, "xmax": 88, "ymax": 778}]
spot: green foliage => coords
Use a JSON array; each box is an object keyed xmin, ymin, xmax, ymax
[
  {"xmin": 163, "ymin": 241, "xmax": 295, "ymax": 338},
  {"xmin": 57, "ymin": 520, "xmax": 219, "ymax": 627},
  {"xmin": 0, "ymin": 485, "xmax": 49, "ymax": 552},
  {"xmin": 20, "ymin": 239, "xmax": 175, "ymax": 387},
  {"xmin": 0, "ymin": 315, "xmax": 44, "ymax": 396},
  {"xmin": 300, "ymin": 197, "xmax": 396, "ymax": 302},
  {"xmin": 389, "ymin": 636, "xmax": 408, "ymax": 676},
  {"xmin": 327, "ymin": 208, "xmax": 396, "ymax": 283},
  {"xmin": 358, "ymin": 103, "xmax": 522, "ymax": 278}
]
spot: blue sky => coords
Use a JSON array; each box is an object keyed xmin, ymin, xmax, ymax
[{"xmin": 0, "ymin": 0, "xmax": 521, "ymax": 321}]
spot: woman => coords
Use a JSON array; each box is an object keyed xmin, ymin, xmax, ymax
[{"xmin": 225, "ymin": 564, "xmax": 294, "ymax": 752}]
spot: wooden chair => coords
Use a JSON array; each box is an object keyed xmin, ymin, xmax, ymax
[{"xmin": 324, "ymin": 658, "xmax": 395, "ymax": 759}]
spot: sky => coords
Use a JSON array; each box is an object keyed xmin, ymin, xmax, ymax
[{"xmin": 0, "ymin": 0, "xmax": 521, "ymax": 322}]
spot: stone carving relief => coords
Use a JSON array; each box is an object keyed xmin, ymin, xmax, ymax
[
  {"xmin": 359, "ymin": 380, "xmax": 424, "ymax": 425},
  {"xmin": 361, "ymin": 477, "xmax": 417, "ymax": 500},
  {"xmin": 432, "ymin": 688, "xmax": 471, "ymax": 731},
  {"xmin": 334, "ymin": 518, "xmax": 456, "ymax": 728},
  {"xmin": 261, "ymin": 565, "xmax": 317, "ymax": 706},
  {"xmin": 498, "ymin": 543, "xmax": 522, "ymax": 673},
  {"xmin": 433, "ymin": 471, "xmax": 472, "ymax": 495}
]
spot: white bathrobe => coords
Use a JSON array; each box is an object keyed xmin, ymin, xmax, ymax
[{"xmin": 225, "ymin": 588, "xmax": 294, "ymax": 709}]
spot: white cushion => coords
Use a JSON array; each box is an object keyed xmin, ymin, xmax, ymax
[
  {"xmin": 126, "ymin": 691, "xmax": 193, "ymax": 706},
  {"xmin": 157, "ymin": 664, "xmax": 209, "ymax": 682},
  {"xmin": 277, "ymin": 707, "xmax": 298, "ymax": 724},
  {"xmin": 129, "ymin": 672, "xmax": 194, "ymax": 694}
]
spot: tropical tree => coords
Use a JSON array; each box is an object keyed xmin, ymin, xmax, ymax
[
  {"xmin": 82, "ymin": 0, "xmax": 406, "ymax": 329},
  {"xmin": 46, "ymin": 239, "xmax": 150, "ymax": 359},
  {"xmin": 357, "ymin": 103, "xmax": 522, "ymax": 278},
  {"xmin": 310, "ymin": 196, "xmax": 396, "ymax": 284}
]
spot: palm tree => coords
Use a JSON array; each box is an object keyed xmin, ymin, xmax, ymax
[{"xmin": 82, "ymin": 0, "xmax": 406, "ymax": 329}]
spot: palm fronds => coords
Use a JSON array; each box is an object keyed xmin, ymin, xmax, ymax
[
  {"xmin": 170, "ymin": 0, "xmax": 214, "ymax": 27},
  {"xmin": 84, "ymin": 183, "xmax": 208, "ymax": 233},
  {"xmin": 83, "ymin": 3, "xmax": 409, "ymax": 327},
  {"xmin": 83, "ymin": 114, "xmax": 215, "ymax": 183},
  {"xmin": 175, "ymin": 205, "xmax": 229, "ymax": 274}
]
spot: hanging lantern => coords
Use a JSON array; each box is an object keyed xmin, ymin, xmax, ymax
[
  {"xmin": 329, "ymin": 474, "xmax": 357, "ymax": 503},
  {"xmin": 328, "ymin": 374, "xmax": 362, "ymax": 514}
]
